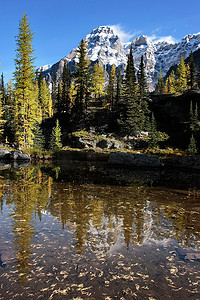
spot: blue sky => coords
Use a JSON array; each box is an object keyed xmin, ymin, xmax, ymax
[{"xmin": 1, "ymin": 0, "xmax": 200, "ymax": 83}]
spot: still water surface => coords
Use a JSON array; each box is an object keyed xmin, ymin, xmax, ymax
[{"xmin": 0, "ymin": 163, "xmax": 200, "ymax": 299}]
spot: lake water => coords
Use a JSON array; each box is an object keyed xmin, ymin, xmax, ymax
[{"xmin": 0, "ymin": 162, "xmax": 200, "ymax": 299}]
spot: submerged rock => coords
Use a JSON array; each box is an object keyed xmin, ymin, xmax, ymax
[{"xmin": 108, "ymin": 152, "xmax": 161, "ymax": 167}]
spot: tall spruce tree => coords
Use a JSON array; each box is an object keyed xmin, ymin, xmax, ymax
[
  {"xmin": 13, "ymin": 13, "xmax": 39, "ymax": 148},
  {"xmin": 188, "ymin": 52, "xmax": 195, "ymax": 89},
  {"xmin": 75, "ymin": 39, "xmax": 91, "ymax": 115},
  {"xmin": 39, "ymin": 77, "xmax": 53, "ymax": 119},
  {"xmin": 106, "ymin": 65, "xmax": 116, "ymax": 110},
  {"xmin": 118, "ymin": 45, "xmax": 141, "ymax": 135},
  {"xmin": 0, "ymin": 73, "xmax": 7, "ymax": 106},
  {"xmin": 197, "ymin": 62, "xmax": 200, "ymax": 89},
  {"xmin": 61, "ymin": 61, "xmax": 71, "ymax": 113},
  {"xmin": 51, "ymin": 73, "xmax": 58, "ymax": 112},
  {"xmin": 176, "ymin": 57, "xmax": 187, "ymax": 93},
  {"xmin": 91, "ymin": 62, "xmax": 105, "ymax": 100},
  {"xmin": 138, "ymin": 55, "xmax": 149, "ymax": 129},
  {"xmin": 116, "ymin": 69, "xmax": 122, "ymax": 105},
  {"xmin": 157, "ymin": 70, "xmax": 164, "ymax": 94},
  {"xmin": 49, "ymin": 119, "xmax": 62, "ymax": 151}
]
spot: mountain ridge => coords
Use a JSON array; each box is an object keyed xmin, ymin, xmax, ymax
[{"xmin": 39, "ymin": 26, "xmax": 200, "ymax": 91}]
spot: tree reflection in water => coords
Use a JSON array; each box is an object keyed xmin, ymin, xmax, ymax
[{"xmin": 0, "ymin": 163, "xmax": 199, "ymax": 298}]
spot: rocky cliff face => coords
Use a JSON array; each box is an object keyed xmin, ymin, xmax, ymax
[{"xmin": 39, "ymin": 26, "xmax": 200, "ymax": 91}]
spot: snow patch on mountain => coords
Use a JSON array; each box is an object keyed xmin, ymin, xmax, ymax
[{"xmin": 39, "ymin": 26, "xmax": 200, "ymax": 91}]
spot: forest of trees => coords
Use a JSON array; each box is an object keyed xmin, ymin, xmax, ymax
[{"xmin": 1, "ymin": 13, "xmax": 200, "ymax": 152}]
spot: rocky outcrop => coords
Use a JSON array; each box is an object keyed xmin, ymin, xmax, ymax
[
  {"xmin": 69, "ymin": 132, "xmax": 126, "ymax": 150},
  {"xmin": 0, "ymin": 148, "xmax": 31, "ymax": 161}
]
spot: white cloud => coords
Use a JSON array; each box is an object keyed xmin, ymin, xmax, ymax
[
  {"xmin": 110, "ymin": 24, "xmax": 141, "ymax": 43},
  {"xmin": 149, "ymin": 34, "xmax": 178, "ymax": 44}
]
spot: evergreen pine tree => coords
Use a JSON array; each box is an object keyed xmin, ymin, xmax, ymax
[
  {"xmin": 189, "ymin": 101, "xmax": 199, "ymax": 132},
  {"xmin": 0, "ymin": 73, "xmax": 7, "ymax": 106},
  {"xmin": 157, "ymin": 70, "xmax": 164, "ymax": 94},
  {"xmin": 91, "ymin": 62, "xmax": 105, "ymax": 100},
  {"xmin": 138, "ymin": 55, "xmax": 148, "ymax": 100},
  {"xmin": 116, "ymin": 69, "xmax": 122, "ymax": 105},
  {"xmin": 188, "ymin": 52, "xmax": 195, "ymax": 89},
  {"xmin": 61, "ymin": 61, "xmax": 71, "ymax": 113},
  {"xmin": 49, "ymin": 119, "xmax": 62, "ymax": 151},
  {"xmin": 52, "ymin": 73, "xmax": 58, "ymax": 112},
  {"xmin": 75, "ymin": 39, "xmax": 91, "ymax": 114},
  {"xmin": 118, "ymin": 45, "xmax": 141, "ymax": 135},
  {"xmin": 106, "ymin": 65, "xmax": 116, "ymax": 110},
  {"xmin": 176, "ymin": 57, "xmax": 187, "ymax": 93},
  {"xmin": 32, "ymin": 122, "xmax": 45, "ymax": 152},
  {"xmin": 197, "ymin": 62, "xmax": 200, "ymax": 89},
  {"xmin": 39, "ymin": 78, "xmax": 53, "ymax": 119},
  {"xmin": 168, "ymin": 70, "xmax": 176, "ymax": 94},
  {"xmin": 190, "ymin": 101, "xmax": 195, "ymax": 131},
  {"xmin": 138, "ymin": 55, "xmax": 149, "ymax": 129},
  {"xmin": 188, "ymin": 134, "xmax": 198, "ymax": 155},
  {"xmin": 0, "ymin": 91, "xmax": 5, "ymax": 140},
  {"xmin": 13, "ymin": 13, "xmax": 39, "ymax": 148},
  {"xmin": 148, "ymin": 113, "xmax": 158, "ymax": 148}
]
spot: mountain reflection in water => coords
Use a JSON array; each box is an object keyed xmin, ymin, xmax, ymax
[{"xmin": 0, "ymin": 163, "xmax": 200, "ymax": 299}]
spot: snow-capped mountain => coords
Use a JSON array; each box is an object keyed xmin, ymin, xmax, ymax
[{"xmin": 40, "ymin": 26, "xmax": 200, "ymax": 91}]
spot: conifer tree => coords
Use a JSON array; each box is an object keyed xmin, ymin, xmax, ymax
[
  {"xmin": 91, "ymin": 62, "xmax": 105, "ymax": 100},
  {"xmin": 32, "ymin": 122, "xmax": 45, "ymax": 152},
  {"xmin": 52, "ymin": 73, "xmax": 58, "ymax": 112},
  {"xmin": 138, "ymin": 55, "xmax": 149, "ymax": 128},
  {"xmin": 188, "ymin": 52, "xmax": 195, "ymax": 89},
  {"xmin": 49, "ymin": 119, "xmax": 62, "ymax": 151},
  {"xmin": 68, "ymin": 80, "xmax": 76, "ymax": 110},
  {"xmin": 116, "ymin": 69, "xmax": 122, "ymax": 105},
  {"xmin": 176, "ymin": 57, "xmax": 187, "ymax": 93},
  {"xmin": 0, "ymin": 91, "xmax": 5, "ymax": 140},
  {"xmin": 75, "ymin": 39, "xmax": 91, "ymax": 114},
  {"xmin": 61, "ymin": 61, "xmax": 71, "ymax": 113},
  {"xmin": 13, "ymin": 13, "xmax": 39, "ymax": 148},
  {"xmin": 148, "ymin": 113, "xmax": 158, "ymax": 148},
  {"xmin": 0, "ymin": 73, "xmax": 7, "ymax": 106},
  {"xmin": 157, "ymin": 70, "xmax": 164, "ymax": 94},
  {"xmin": 138, "ymin": 55, "xmax": 148, "ymax": 100},
  {"xmin": 197, "ymin": 62, "xmax": 200, "ymax": 89},
  {"xmin": 188, "ymin": 134, "xmax": 198, "ymax": 155},
  {"xmin": 39, "ymin": 78, "xmax": 53, "ymax": 119},
  {"xmin": 190, "ymin": 101, "xmax": 199, "ymax": 132},
  {"xmin": 168, "ymin": 70, "xmax": 176, "ymax": 94},
  {"xmin": 106, "ymin": 65, "xmax": 116, "ymax": 110},
  {"xmin": 118, "ymin": 45, "xmax": 141, "ymax": 135}
]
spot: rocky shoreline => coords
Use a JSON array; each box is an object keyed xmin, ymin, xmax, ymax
[{"xmin": 1, "ymin": 147, "xmax": 200, "ymax": 172}]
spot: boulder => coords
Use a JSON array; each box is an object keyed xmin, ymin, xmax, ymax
[
  {"xmin": 10, "ymin": 151, "xmax": 30, "ymax": 161},
  {"xmin": 0, "ymin": 148, "xmax": 10, "ymax": 160},
  {"xmin": 108, "ymin": 152, "xmax": 161, "ymax": 167}
]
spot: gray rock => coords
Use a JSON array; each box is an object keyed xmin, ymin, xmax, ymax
[
  {"xmin": 10, "ymin": 151, "xmax": 30, "ymax": 161},
  {"xmin": 108, "ymin": 152, "xmax": 161, "ymax": 167},
  {"xmin": 0, "ymin": 148, "xmax": 10, "ymax": 159}
]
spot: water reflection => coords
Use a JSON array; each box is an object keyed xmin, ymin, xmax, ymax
[{"xmin": 0, "ymin": 163, "xmax": 200, "ymax": 299}]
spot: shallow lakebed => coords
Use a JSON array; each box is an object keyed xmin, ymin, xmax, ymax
[{"xmin": 0, "ymin": 162, "xmax": 200, "ymax": 299}]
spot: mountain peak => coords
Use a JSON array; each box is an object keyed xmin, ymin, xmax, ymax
[
  {"xmin": 40, "ymin": 27, "xmax": 200, "ymax": 92},
  {"xmin": 90, "ymin": 25, "xmax": 114, "ymax": 36},
  {"xmin": 132, "ymin": 35, "xmax": 149, "ymax": 46}
]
